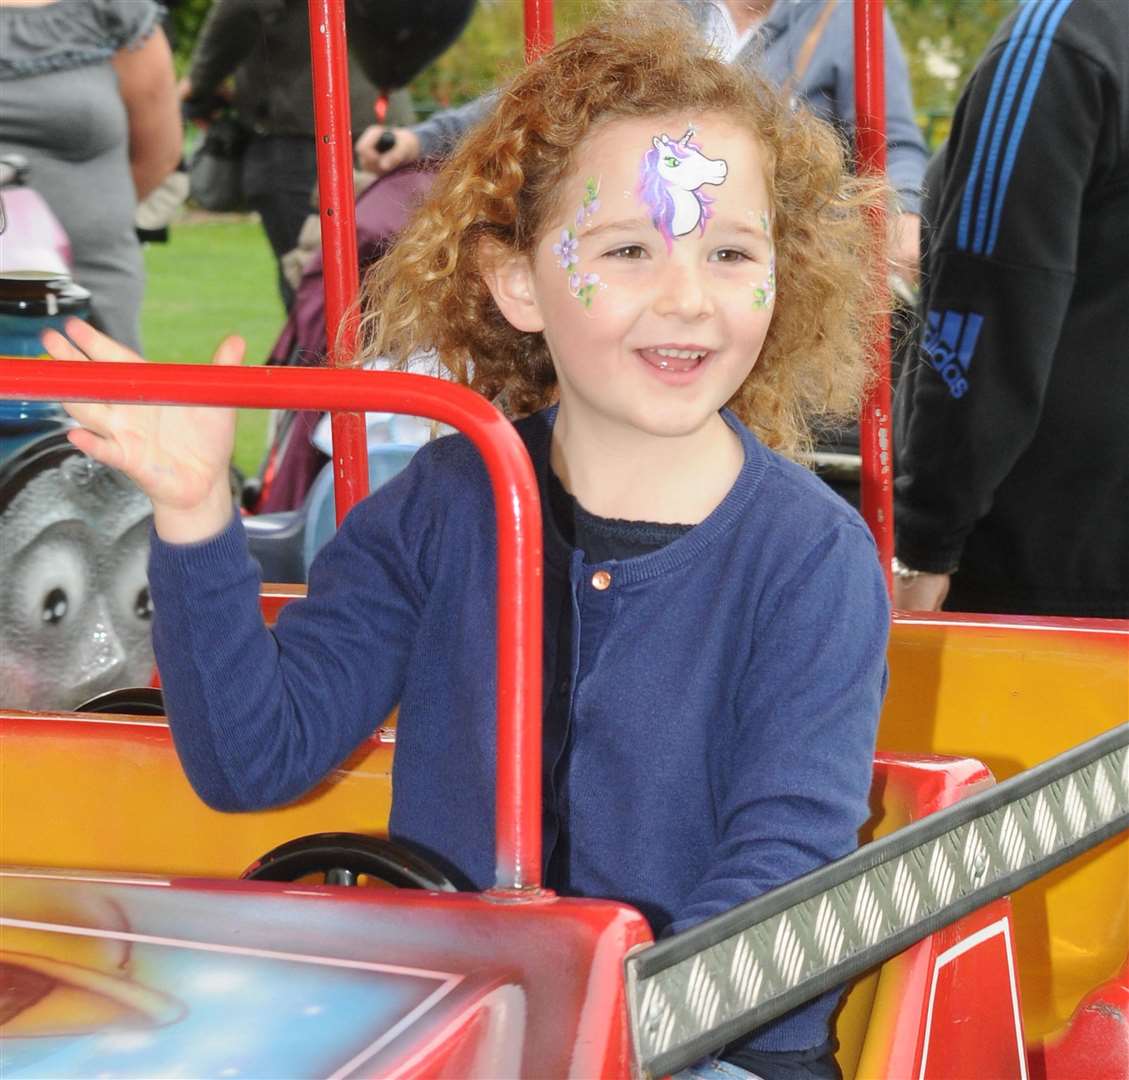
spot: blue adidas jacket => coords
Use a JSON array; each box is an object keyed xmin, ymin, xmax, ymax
[
  {"xmin": 148, "ymin": 408, "xmax": 889, "ymax": 1051},
  {"xmin": 894, "ymin": 0, "xmax": 1129, "ymax": 616}
]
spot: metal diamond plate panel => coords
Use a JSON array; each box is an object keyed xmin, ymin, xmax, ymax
[{"xmin": 627, "ymin": 734, "xmax": 1129, "ymax": 1078}]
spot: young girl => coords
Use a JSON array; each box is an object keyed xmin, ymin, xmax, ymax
[{"xmin": 47, "ymin": 14, "xmax": 890, "ymax": 1077}]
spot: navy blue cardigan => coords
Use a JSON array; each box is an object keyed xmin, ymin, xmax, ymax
[{"xmin": 148, "ymin": 408, "xmax": 889, "ymax": 1051}]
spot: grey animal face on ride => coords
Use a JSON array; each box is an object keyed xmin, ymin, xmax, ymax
[{"xmin": 0, "ymin": 442, "xmax": 155, "ymax": 710}]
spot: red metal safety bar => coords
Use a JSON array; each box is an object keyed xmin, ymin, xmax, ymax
[
  {"xmin": 524, "ymin": 0, "xmax": 555, "ymax": 62},
  {"xmin": 853, "ymin": 0, "xmax": 894, "ymax": 592},
  {"xmin": 308, "ymin": 0, "xmax": 368, "ymax": 525},
  {"xmin": 308, "ymin": 1, "xmax": 555, "ymax": 526},
  {"xmin": 0, "ymin": 360, "xmax": 545, "ymax": 896}
]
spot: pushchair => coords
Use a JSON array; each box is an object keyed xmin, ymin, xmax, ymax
[{"xmin": 241, "ymin": 1, "xmax": 475, "ymax": 578}]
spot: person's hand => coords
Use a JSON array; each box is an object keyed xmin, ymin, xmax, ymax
[
  {"xmin": 355, "ymin": 125, "xmax": 420, "ymax": 176},
  {"xmin": 178, "ymin": 77, "xmax": 230, "ymax": 128},
  {"xmin": 890, "ymin": 211, "xmax": 921, "ymax": 291},
  {"xmin": 893, "ymin": 570, "xmax": 950, "ymax": 612},
  {"xmin": 43, "ymin": 319, "xmax": 244, "ymax": 544}
]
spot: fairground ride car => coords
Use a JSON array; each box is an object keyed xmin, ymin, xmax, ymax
[{"xmin": 0, "ymin": 2, "xmax": 1125, "ymax": 1077}]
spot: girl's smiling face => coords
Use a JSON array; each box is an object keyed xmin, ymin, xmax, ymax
[{"xmin": 488, "ymin": 112, "xmax": 776, "ymax": 442}]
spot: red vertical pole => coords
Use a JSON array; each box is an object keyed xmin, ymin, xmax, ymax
[
  {"xmin": 854, "ymin": 0, "xmax": 894, "ymax": 594},
  {"xmin": 308, "ymin": 0, "xmax": 369, "ymax": 524},
  {"xmin": 523, "ymin": 0, "xmax": 554, "ymax": 62}
]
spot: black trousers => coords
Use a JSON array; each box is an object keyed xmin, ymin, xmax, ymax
[{"xmin": 242, "ymin": 134, "xmax": 319, "ymax": 311}]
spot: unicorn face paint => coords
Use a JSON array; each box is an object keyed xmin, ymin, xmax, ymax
[
  {"xmin": 639, "ymin": 130, "xmax": 728, "ymax": 249},
  {"xmin": 524, "ymin": 113, "xmax": 776, "ymax": 441}
]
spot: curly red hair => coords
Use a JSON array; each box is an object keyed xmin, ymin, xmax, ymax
[{"xmin": 355, "ymin": 11, "xmax": 889, "ymax": 458}]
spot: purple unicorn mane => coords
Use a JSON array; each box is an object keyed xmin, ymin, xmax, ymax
[
  {"xmin": 638, "ymin": 143, "xmax": 680, "ymax": 251},
  {"xmin": 637, "ymin": 134, "xmax": 714, "ymax": 251}
]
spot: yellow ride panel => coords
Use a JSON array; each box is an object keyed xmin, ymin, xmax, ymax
[
  {"xmin": 1, "ymin": 610, "xmax": 1125, "ymax": 1053},
  {"xmin": 881, "ymin": 613, "xmax": 1128, "ymax": 1041}
]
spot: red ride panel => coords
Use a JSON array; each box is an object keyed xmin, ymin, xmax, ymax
[{"xmin": 920, "ymin": 914, "xmax": 1026, "ymax": 1079}]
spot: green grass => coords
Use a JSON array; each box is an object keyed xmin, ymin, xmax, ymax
[{"xmin": 140, "ymin": 215, "xmax": 285, "ymax": 477}]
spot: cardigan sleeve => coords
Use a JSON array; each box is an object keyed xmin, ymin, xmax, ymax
[
  {"xmin": 666, "ymin": 520, "xmax": 889, "ymax": 934},
  {"xmin": 148, "ymin": 449, "xmax": 439, "ymax": 812}
]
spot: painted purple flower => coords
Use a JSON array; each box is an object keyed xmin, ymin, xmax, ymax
[
  {"xmin": 751, "ymin": 256, "xmax": 777, "ymax": 310},
  {"xmin": 586, "ymin": 198, "xmax": 601, "ymax": 217},
  {"xmin": 552, "ymin": 228, "xmax": 579, "ymax": 269},
  {"xmin": 569, "ymin": 270, "xmax": 602, "ymax": 310}
]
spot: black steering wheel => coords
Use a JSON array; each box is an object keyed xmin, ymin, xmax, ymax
[
  {"xmin": 241, "ymin": 832, "xmax": 458, "ymax": 890},
  {"xmin": 74, "ymin": 686, "xmax": 166, "ymax": 716}
]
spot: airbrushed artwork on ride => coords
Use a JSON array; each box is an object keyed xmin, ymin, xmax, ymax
[
  {"xmin": 0, "ymin": 882, "xmax": 466, "ymax": 1080},
  {"xmin": 552, "ymin": 177, "xmax": 603, "ymax": 309},
  {"xmin": 638, "ymin": 130, "xmax": 728, "ymax": 249},
  {"xmin": 0, "ymin": 439, "xmax": 155, "ymax": 710}
]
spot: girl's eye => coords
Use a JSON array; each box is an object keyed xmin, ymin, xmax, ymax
[
  {"xmin": 711, "ymin": 248, "xmax": 752, "ymax": 263},
  {"xmin": 605, "ymin": 244, "xmax": 647, "ymax": 260}
]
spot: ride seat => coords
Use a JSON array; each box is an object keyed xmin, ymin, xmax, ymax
[
  {"xmin": 244, "ymin": 442, "xmax": 417, "ymax": 582},
  {"xmin": 1027, "ymin": 955, "xmax": 1129, "ymax": 1080}
]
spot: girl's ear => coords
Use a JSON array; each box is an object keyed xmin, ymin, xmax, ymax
[{"xmin": 479, "ymin": 239, "xmax": 545, "ymax": 333}]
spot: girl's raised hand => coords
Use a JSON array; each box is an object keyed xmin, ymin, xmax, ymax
[{"xmin": 43, "ymin": 319, "xmax": 245, "ymax": 544}]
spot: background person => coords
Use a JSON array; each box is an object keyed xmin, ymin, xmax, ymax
[
  {"xmin": 48, "ymin": 17, "xmax": 889, "ymax": 1076},
  {"xmin": 0, "ymin": 0, "xmax": 180, "ymax": 352},
  {"xmin": 356, "ymin": 0, "xmax": 928, "ymax": 281},
  {"xmin": 893, "ymin": 0, "xmax": 1128, "ymax": 618},
  {"xmin": 181, "ymin": 0, "xmax": 474, "ymax": 312},
  {"xmin": 180, "ymin": 0, "xmax": 411, "ymax": 311},
  {"xmin": 693, "ymin": 0, "xmax": 925, "ymax": 282}
]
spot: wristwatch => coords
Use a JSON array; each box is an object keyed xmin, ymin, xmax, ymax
[{"xmin": 891, "ymin": 557, "xmax": 923, "ymax": 581}]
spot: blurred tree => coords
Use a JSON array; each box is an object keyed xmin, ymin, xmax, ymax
[
  {"xmin": 169, "ymin": 0, "xmax": 212, "ymax": 67},
  {"xmin": 408, "ymin": 0, "xmax": 597, "ymax": 112},
  {"xmin": 888, "ymin": 0, "xmax": 1018, "ymax": 147}
]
